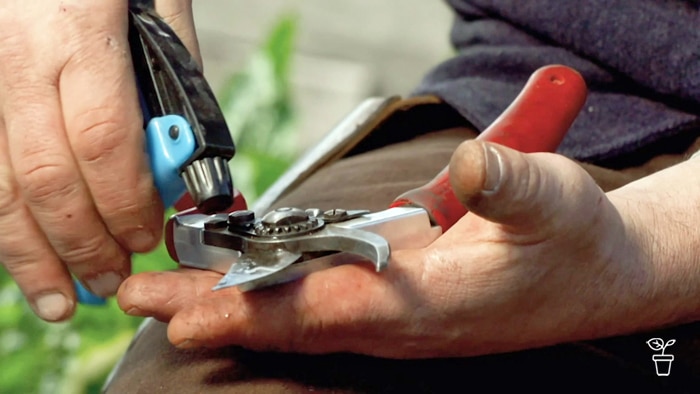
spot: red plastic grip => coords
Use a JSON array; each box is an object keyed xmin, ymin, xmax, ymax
[{"xmin": 390, "ymin": 65, "xmax": 588, "ymax": 231}]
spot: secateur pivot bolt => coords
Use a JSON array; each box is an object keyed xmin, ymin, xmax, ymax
[{"xmin": 227, "ymin": 210, "xmax": 256, "ymax": 231}]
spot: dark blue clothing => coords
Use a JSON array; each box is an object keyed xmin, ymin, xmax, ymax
[{"xmin": 415, "ymin": 0, "xmax": 700, "ymax": 162}]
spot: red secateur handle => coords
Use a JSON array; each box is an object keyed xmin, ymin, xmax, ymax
[{"xmin": 390, "ymin": 65, "xmax": 588, "ymax": 231}]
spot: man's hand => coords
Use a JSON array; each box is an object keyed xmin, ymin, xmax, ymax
[
  {"xmin": 117, "ymin": 140, "xmax": 684, "ymax": 358},
  {"xmin": 0, "ymin": 0, "xmax": 198, "ymax": 322}
]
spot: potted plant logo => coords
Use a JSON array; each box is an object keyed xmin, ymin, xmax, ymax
[{"xmin": 647, "ymin": 338, "xmax": 675, "ymax": 376}]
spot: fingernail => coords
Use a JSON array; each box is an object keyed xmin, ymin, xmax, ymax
[
  {"xmin": 175, "ymin": 339, "xmax": 199, "ymax": 349},
  {"xmin": 34, "ymin": 292, "xmax": 72, "ymax": 321},
  {"xmin": 483, "ymin": 145, "xmax": 503, "ymax": 193},
  {"xmin": 126, "ymin": 228, "xmax": 157, "ymax": 253},
  {"xmin": 86, "ymin": 271, "xmax": 125, "ymax": 297},
  {"xmin": 125, "ymin": 307, "xmax": 147, "ymax": 317}
]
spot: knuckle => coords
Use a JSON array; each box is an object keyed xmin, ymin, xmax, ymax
[
  {"xmin": 0, "ymin": 62, "xmax": 52, "ymax": 94},
  {"xmin": 92, "ymin": 166, "xmax": 158, "ymax": 216},
  {"xmin": 95, "ymin": 184, "xmax": 159, "ymax": 241},
  {"xmin": 71, "ymin": 108, "xmax": 130, "ymax": 164},
  {"xmin": 160, "ymin": 8, "xmax": 187, "ymax": 26},
  {"xmin": 102, "ymin": 200, "xmax": 142, "ymax": 223},
  {"xmin": 0, "ymin": 32, "xmax": 58, "ymax": 89},
  {"xmin": 0, "ymin": 243, "xmax": 39, "ymax": 272},
  {"xmin": 63, "ymin": 32, "xmax": 131, "ymax": 79},
  {"xmin": 18, "ymin": 161, "xmax": 79, "ymax": 205},
  {"xmin": 0, "ymin": 20, "xmax": 27, "ymax": 67},
  {"xmin": 156, "ymin": 1, "xmax": 191, "ymax": 25},
  {"xmin": 58, "ymin": 234, "xmax": 108, "ymax": 267},
  {"xmin": 0, "ymin": 232, "xmax": 61, "ymax": 293}
]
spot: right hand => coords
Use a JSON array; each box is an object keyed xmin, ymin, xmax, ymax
[
  {"xmin": 116, "ymin": 141, "xmax": 655, "ymax": 357},
  {"xmin": 0, "ymin": 0, "xmax": 200, "ymax": 322}
]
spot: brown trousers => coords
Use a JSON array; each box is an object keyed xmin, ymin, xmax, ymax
[{"xmin": 104, "ymin": 107, "xmax": 700, "ymax": 393}]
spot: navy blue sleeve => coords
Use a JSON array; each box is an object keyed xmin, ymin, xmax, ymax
[{"xmin": 414, "ymin": 0, "xmax": 700, "ymax": 162}]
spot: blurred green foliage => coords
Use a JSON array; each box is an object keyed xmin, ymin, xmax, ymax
[
  {"xmin": 221, "ymin": 14, "xmax": 300, "ymax": 202},
  {"xmin": 0, "ymin": 14, "xmax": 298, "ymax": 394}
]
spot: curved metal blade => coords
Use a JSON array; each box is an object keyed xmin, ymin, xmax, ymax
[
  {"xmin": 282, "ymin": 226, "xmax": 391, "ymax": 272},
  {"xmin": 212, "ymin": 226, "xmax": 390, "ymax": 291},
  {"xmin": 213, "ymin": 249, "xmax": 301, "ymax": 290}
]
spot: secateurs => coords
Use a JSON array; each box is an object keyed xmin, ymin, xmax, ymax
[
  {"xmin": 130, "ymin": 3, "xmax": 236, "ymax": 212},
  {"xmin": 164, "ymin": 65, "xmax": 589, "ymax": 292},
  {"xmin": 76, "ymin": 4, "xmax": 239, "ymax": 304},
  {"xmin": 167, "ymin": 206, "xmax": 442, "ymax": 291}
]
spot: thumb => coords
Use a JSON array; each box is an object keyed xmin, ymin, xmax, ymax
[
  {"xmin": 449, "ymin": 140, "xmax": 603, "ymax": 229},
  {"xmin": 155, "ymin": 0, "xmax": 202, "ymax": 66}
]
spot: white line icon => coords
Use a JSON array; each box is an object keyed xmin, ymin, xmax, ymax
[{"xmin": 647, "ymin": 337, "xmax": 676, "ymax": 376}]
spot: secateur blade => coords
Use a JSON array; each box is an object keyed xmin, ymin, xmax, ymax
[
  {"xmin": 167, "ymin": 207, "xmax": 395, "ymax": 291},
  {"xmin": 212, "ymin": 213, "xmax": 391, "ymax": 290},
  {"xmin": 213, "ymin": 250, "xmax": 301, "ymax": 290}
]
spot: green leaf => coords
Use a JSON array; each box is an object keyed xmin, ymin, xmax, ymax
[
  {"xmin": 264, "ymin": 14, "xmax": 298, "ymax": 88},
  {"xmin": 218, "ymin": 13, "xmax": 300, "ymax": 204}
]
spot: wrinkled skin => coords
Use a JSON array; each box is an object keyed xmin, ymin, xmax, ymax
[
  {"xmin": 0, "ymin": 0, "xmax": 198, "ymax": 322},
  {"xmin": 119, "ymin": 140, "xmax": 699, "ymax": 358}
]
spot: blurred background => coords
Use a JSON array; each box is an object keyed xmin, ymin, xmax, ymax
[
  {"xmin": 0, "ymin": 1, "xmax": 453, "ymax": 393},
  {"xmin": 197, "ymin": 0, "xmax": 452, "ymax": 151}
]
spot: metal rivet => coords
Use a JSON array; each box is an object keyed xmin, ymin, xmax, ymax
[
  {"xmin": 228, "ymin": 210, "xmax": 255, "ymax": 228},
  {"xmin": 168, "ymin": 125, "xmax": 180, "ymax": 140}
]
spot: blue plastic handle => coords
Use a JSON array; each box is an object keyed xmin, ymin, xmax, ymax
[
  {"xmin": 75, "ymin": 114, "xmax": 196, "ymax": 305},
  {"xmin": 145, "ymin": 114, "xmax": 197, "ymax": 206}
]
